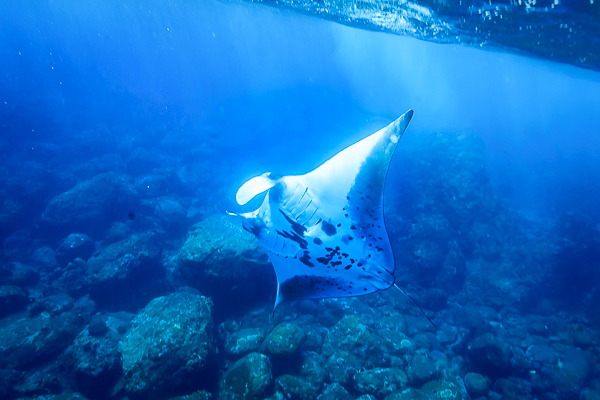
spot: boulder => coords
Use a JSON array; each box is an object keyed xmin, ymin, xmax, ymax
[
  {"xmin": 467, "ymin": 333, "xmax": 512, "ymax": 377},
  {"xmin": 325, "ymin": 350, "xmax": 363, "ymax": 386},
  {"xmin": 275, "ymin": 375, "xmax": 316, "ymax": 400},
  {"xmin": 121, "ymin": 290, "xmax": 214, "ymax": 400},
  {"xmin": 219, "ymin": 352, "xmax": 272, "ymax": 400},
  {"xmin": 167, "ymin": 391, "xmax": 212, "ymax": 400},
  {"xmin": 407, "ymin": 355, "xmax": 438, "ymax": 387},
  {"xmin": 224, "ymin": 327, "xmax": 266, "ymax": 357},
  {"xmin": 354, "ymin": 367, "xmax": 407, "ymax": 398},
  {"xmin": 421, "ymin": 380, "xmax": 462, "ymax": 400},
  {"xmin": 55, "ymin": 233, "xmax": 95, "ymax": 266},
  {"xmin": 322, "ymin": 315, "xmax": 372, "ymax": 357},
  {"xmin": 262, "ymin": 322, "xmax": 306, "ymax": 356},
  {"xmin": 545, "ymin": 346, "xmax": 594, "ymax": 400},
  {"xmin": 60, "ymin": 313, "xmax": 130, "ymax": 398},
  {"xmin": 463, "ymin": 372, "xmax": 489, "ymax": 398},
  {"xmin": 300, "ymin": 353, "xmax": 325, "ymax": 390},
  {"xmin": 86, "ymin": 231, "xmax": 163, "ymax": 309},
  {"xmin": 0, "ymin": 285, "xmax": 28, "ymax": 318},
  {"xmin": 52, "ymin": 258, "xmax": 88, "ymax": 297},
  {"xmin": 176, "ymin": 214, "xmax": 273, "ymax": 312},
  {"xmin": 0, "ymin": 262, "xmax": 39, "ymax": 287},
  {"xmin": 31, "ymin": 246, "xmax": 58, "ymax": 271},
  {"xmin": 0, "ymin": 294, "xmax": 95, "ymax": 370},
  {"xmin": 41, "ymin": 172, "xmax": 138, "ymax": 237},
  {"xmin": 493, "ymin": 377, "xmax": 532, "ymax": 399},
  {"xmin": 317, "ymin": 383, "xmax": 353, "ymax": 400}
]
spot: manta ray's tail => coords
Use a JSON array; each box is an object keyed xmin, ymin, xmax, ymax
[{"xmin": 394, "ymin": 284, "xmax": 439, "ymax": 331}]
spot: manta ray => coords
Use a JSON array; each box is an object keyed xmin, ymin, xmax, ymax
[{"xmin": 230, "ymin": 109, "xmax": 436, "ymax": 328}]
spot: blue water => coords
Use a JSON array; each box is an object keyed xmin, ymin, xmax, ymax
[{"xmin": 1, "ymin": 0, "xmax": 600, "ymax": 399}]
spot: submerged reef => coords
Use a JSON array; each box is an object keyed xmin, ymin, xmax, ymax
[{"xmin": 0, "ymin": 129, "xmax": 599, "ymax": 400}]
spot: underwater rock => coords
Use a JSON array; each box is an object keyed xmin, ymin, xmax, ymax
[
  {"xmin": 224, "ymin": 327, "xmax": 267, "ymax": 357},
  {"xmin": 60, "ymin": 314, "xmax": 127, "ymax": 398},
  {"xmin": 492, "ymin": 377, "xmax": 532, "ymax": 399},
  {"xmin": 134, "ymin": 168, "xmax": 191, "ymax": 200},
  {"xmin": 354, "ymin": 367, "xmax": 407, "ymax": 398},
  {"xmin": 167, "ymin": 391, "xmax": 212, "ymax": 400},
  {"xmin": 436, "ymin": 325, "xmax": 459, "ymax": 347},
  {"xmin": 467, "ymin": 333, "xmax": 513, "ymax": 377},
  {"xmin": 0, "ymin": 285, "xmax": 28, "ymax": 318},
  {"xmin": 383, "ymin": 389, "xmax": 426, "ymax": 400},
  {"xmin": 407, "ymin": 354, "xmax": 438, "ymax": 387},
  {"xmin": 377, "ymin": 329, "xmax": 413, "ymax": 357},
  {"xmin": 103, "ymin": 221, "xmax": 133, "ymax": 245},
  {"xmin": 12, "ymin": 363, "xmax": 64, "ymax": 397},
  {"xmin": 317, "ymin": 297, "xmax": 369, "ymax": 327},
  {"xmin": 31, "ymin": 246, "xmax": 58, "ymax": 271},
  {"xmin": 404, "ymin": 314, "xmax": 438, "ymax": 336},
  {"xmin": 324, "ymin": 350, "xmax": 363, "ymax": 386},
  {"xmin": 152, "ymin": 196, "xmax": 188, "ymax": 230},
  {"xmin": 322, "ymin": 315, "xmax": 372, "ymax": 357},
  {"xmin": 463, "ymin": 372, "xmax": 490, "ymax": 398},
  {"xmin": 262, "ymin": 322, "xmax": 306, "ymax": 356},
  {"xmin": 176, "ymin": 214, "xmax": 272, "ymax": 313},
  {"xmin": 580, "ymin": 389, "xmax": 600, "ymax": 400},
  {"xmin": 0, "ymin": 190, "xmax": 25, "ymax": 242},
  {"xmin": 419, "ymin": 288, "xmax": 448, "ymax": 312},
  {"xmin": 275, "ymin": 375, "xmax": 317, "ymax": 400},
  {"xmin": 525, "ymin": 315, "xmax": 558, "ymax": 337},
  {"xmin": 316, "ymin": 382, "xmax": 352, "ymax": 400},
  {"xmin": 301, "ymin": 326, "xmax": 324, "ymax": 352},
  {"xmin": 300, "ymin": 353, "xmax": 326, "ymax": 391},
  {"xmin": 526, "ymin": 344, "xmax": 559, "ymax": 367},
  {"xmin": 218, "ymin": 352, "xmax": 272, "ymax": 400},
  {"xmin": 55, "ymin": 233, "xmax": 95, "ymax": 267},
  {"xmin": 41, "ymin": 172, "xmax": 138, "ymax": 238},
  {"xmin": 542, "ymin": 346, "xmax": 594, "ymax": 400},
  {"xmin": 2, "ymin": 230, "xmax": 34, "ymax": 263},
  {"xmin": 125, "ymin": 147, "xmax": 170, "ymax": 177},
  {"xmin": 421, "ymin": 380, "xmax": 463, "ymax": 400},
  {"xmin": 20, "ymin": 392, "xmax": 90, "ymax": 400},
  {"xmin": 0, "ymin": 294, "xmax": 95, "ymax": 370},
  {"xmin": 72, "ymin": 153, "xmax": 124, "ymax": 179},
  {"xmin": 0, "ymin": 368, "xmax": 20, "ymax": 399},
  {"xmin": 412, "ymin": 331, "xmax": 441, "ymax": 352},
  {"xmin": 86, "ymin": 231, "xmax": 164, "ymax": 310},
  {"xmin": 52, "ymin": 258, "xmax": 88, "ymax": 298},
  {"xmin": 121, "ymin": 290, "xmax": 214, "ymax": 400}
]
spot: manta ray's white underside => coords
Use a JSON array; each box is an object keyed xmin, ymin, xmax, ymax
[{"xmin": 232, "ymin": 110, "xmax": 413, "ymax": 308}]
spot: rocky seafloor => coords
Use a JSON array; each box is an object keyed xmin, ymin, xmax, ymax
[{"xmin": 1, "ymin": 128, "xmax": 599, "ymax": 400}]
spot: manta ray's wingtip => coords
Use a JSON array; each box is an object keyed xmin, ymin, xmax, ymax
[
  {"xmin": 383, "ymin": 109, "xmax": 414, "ymax": 144},
  {"xmin": 399, "ymin": 108, "xmax": 414, "ymax": 127}
]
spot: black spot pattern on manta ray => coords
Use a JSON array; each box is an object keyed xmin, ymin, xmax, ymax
[
  {"xmin": 275, "ymin": 208, "xmax": 310, "ymax": 249},
  {"xmin": 299, "ymin": 251, "xmax": 314, "ymax": 267},
  {"xmin": 279, "ymin": 274, "xmax": 363, "ymax": 301},
  {"xmin": 313, "ymin": 237, "xmax": 323, "ymax": 245},
  {"xmin": 321, "ymin": 220, "xmax": 337, "ymax": 236},
  {"xmin": 276, "ymin": 230, "xmax": 308, "ymax": 249},
  {"xmin": 341, "ymin": 234, "xmax": 354, "ymax": 245},
  {"xmin": 279, "ymin": 209, "xmax": 307, "ymax": 236}
]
